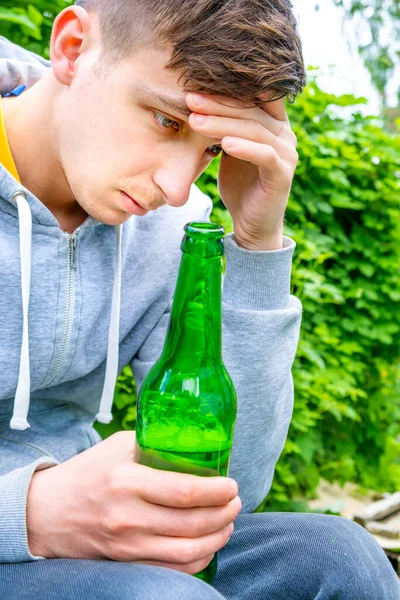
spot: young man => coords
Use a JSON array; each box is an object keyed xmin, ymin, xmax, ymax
[{"xmin": 0, "ymin": 1, "xmax": 398, "ymax": 598}]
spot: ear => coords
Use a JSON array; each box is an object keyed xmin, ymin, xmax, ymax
[{"xmin": 50, "ymin": 6, "xmax": 93, "ymax": 86}]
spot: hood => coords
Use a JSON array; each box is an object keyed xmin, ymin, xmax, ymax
[
  {"xmin": 0, "ymin": 38, "xmax": 122, "ymax": 430},
  {"xmin": 0, "ymin": 36, "xmax": 50, "ymax": 95}
]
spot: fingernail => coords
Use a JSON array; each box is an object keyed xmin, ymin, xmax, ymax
[
  {"xmin": 229, "ymin": 479, "xmax": 238, "ymax": 498},
  {"xmin": 223, "ymin": 138, "xmax": 236, "ymax": 151},
  {"xmin": 226, "ymin": 523, "xmax": 234, "ymax": 536},
  {"xmin": 191, "ymin": 93, "xmax": 205, "ymax": 105},
  {"xmin": 194, "ymin": 113, "xmax": 207, "ymax": 125}
]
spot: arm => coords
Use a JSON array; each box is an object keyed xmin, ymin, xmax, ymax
[{"xmin": 221, "ymin": 234, "xmax": 301, "ymax": 512}]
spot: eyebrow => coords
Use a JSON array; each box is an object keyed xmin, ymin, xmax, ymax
[{"xmin": 136, "ymin": 84, "xmax": 192, "ymax": 120}]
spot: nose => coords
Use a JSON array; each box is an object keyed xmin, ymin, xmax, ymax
[{"xmin": 154, "ymin": 156, "xmax": 202, "ymax": 208}]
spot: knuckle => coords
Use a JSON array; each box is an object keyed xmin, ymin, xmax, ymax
[
  {"xmin": 266, "ymin": 146, "xmax": 279, "ymax": 162},
  {"xmin": 221, "ymin": 527, "xmax": 233, "ymax": 548},
  {"xmin": 177, "ymin": 483, "xmax": 197, "ymax": 507},
  {"xmin": 289, "ymin": 129, "xmax": 297, "ymax": 145},
  {"xmin": 283, "ymin": 172, "xmax": 294, "ymax": 189},
  {"xmin": 179, "ymin": 540, "xmax": 198, "ymax": 564},
  {"xmin": 110, "ymin": 430, "xmax": 127, "ymax": 441},
  {"xmin": 173, "ymin": 563, "xmax": 194, "ymax": 575},
  {"xmin": 184, "ymin": 512, "xmax": 204, "ymax": 536},
  {"xmin": 106, "ymin": 464, "xmax": 127, "ymax": 494},
  {"xmin": 186, "ymin": 555, "xmax": 215, "ymax": 575},
  {"xmin": 106, "ymin": 508, "xmax": 131, "ymax": 534},
  {"xmin": 232, "ymin": 495, "xmax": 242, "ymax": 516}
]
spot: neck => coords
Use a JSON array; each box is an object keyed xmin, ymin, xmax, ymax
[
  {"xmin": 163, "ymin": 253, "xmax": 222, "ymax": 362},
  {"xmin": 2, "ymin": 74, "xmax": 87, "ymax": 232}
]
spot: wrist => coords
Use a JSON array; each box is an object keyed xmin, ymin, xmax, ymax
[
  {"xmin": 26, "ymin": 470, "xmax": 55, "ymax": 558},
  {"xmin": 233, "ymin": 229, "xmax": 284, "ymax": 251}
]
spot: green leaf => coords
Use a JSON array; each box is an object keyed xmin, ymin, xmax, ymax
[{"xmin": 0, "ymin": 8, "xmax": 38, "ymax": 31}]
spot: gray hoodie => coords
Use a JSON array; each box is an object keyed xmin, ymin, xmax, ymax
[{"xmin": 0, "ymin": 37, "xmax": 302, "ymax": 563}]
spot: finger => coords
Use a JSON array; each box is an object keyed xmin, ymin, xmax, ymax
[
  {"xmin": 140, "ymin": 523, "xmax": 234, "ymax": 565},
  {"xmin": 144, "ymin": 495, "xmax": 242, "ymax": 537},
  {"xmin": 221, "ymin": 136, "xmax": 298, "ymax": 173},
  {"xmin": 135, "ymin": 463, "xmax": 238, "ymax": 508},
  {"xmin": 136, "ymin": 553, "xmax": 215, "ymax": 576},
  {"xmin": 260, "ymin": 97, "xmax": 287, "ymax": 121},
  {"xmin": 187, "ymin": 93, "xmax": 282, "ymax": 136},
  {"xmin": 189, "ymin": 113, "xmax": 277, "ymax": 146}
]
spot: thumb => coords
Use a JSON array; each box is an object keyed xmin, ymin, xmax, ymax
[{"xmin": 98, "ymin": 430, "xmax": 137, "ymax": 461}]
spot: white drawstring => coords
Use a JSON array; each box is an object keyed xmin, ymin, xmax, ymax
[
  {"xmin": 9, "ymin": 191, "xmax": 122, "ymax": 430},
  {"xmin": 96, "ymin": 225, "xmax": 123, "ymax": 424},
  {"xmin": 10, "ymin": 191, "xmax": 32, "ymax": 431}
]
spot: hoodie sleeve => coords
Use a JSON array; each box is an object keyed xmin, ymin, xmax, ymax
[
  {"xmin": 131, "ymin": 217, "xmax": 302, "ymax": 514},
  {"xmin": 0, "ymin": 457, "xmax": 58, "ymax": 563},
  {"xmin": 0, "ymin": 36, "xmax": 50, "ymax": 95},
  {"xmin": 219, "ymin": 234, "xmax": 301, "ymax": 512}
]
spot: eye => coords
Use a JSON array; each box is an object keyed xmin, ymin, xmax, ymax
[
  {"xmin": 206, "ymin": 145, "xmax": 223, "ymax": 158},
  {"xmin": 153, "ymin": 110, "xmax": 222, "ymax": 158},
  {"xmin": 153, "ymin": 111, "xmax": 180, "ymax": 132}
]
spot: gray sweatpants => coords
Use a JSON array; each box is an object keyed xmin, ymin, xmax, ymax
[{"xmin": 1, "ymin": 513, "xmax": 399, "ymax": 599}]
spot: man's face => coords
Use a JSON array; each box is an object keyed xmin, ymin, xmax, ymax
[{"xmin": 54, "ymin": 43, "xmax": 223, "ymax": 225}]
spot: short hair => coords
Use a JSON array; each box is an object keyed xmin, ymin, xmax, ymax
[{"xmin": 75, "ymin": 0, "xmax": 306, "ymax": 104}]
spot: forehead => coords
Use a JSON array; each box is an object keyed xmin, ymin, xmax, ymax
[{"xmin": 117, "ymin": 45, "xmax": 188, "ymax": 104}]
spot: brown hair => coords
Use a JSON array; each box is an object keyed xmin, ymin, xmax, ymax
[{"xmin": 75, "ymin": 0, "xmax": 306, "ymax": 104}]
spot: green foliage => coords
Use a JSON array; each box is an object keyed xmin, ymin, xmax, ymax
[
  {"xmin": 261, "ymin": 78, "xmax": 400, "ymax": 510},
  {"xmin": 0, "ymin": 1, "xmax": 70, "ymax": 58},
  {"xmin": 332, "ymin": 0, "xmax": 400, "ymax": 111},
  {"xmin": 3, "ymin": 3, "xmax": 400, "ymax": 510}
]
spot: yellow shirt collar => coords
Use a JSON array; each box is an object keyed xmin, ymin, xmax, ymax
[{"xmin": 0, "ymin": 99, "xmax": 20, "ymax": 183}]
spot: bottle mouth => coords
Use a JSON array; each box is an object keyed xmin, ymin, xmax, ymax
[
  {"xmin": 184, "ymin": 222, "xmax": 225, "ymax": 239},
  {"xmin": 182, "ymin": 222, "xmax": 225, "ymax": 257}
]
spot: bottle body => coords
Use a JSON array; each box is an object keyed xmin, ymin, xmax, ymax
[
  {"xmin": 136, "ymin": 362, "xmax": 235, "ymax": 478},
  {"xmin": 135, "ymin": 223, "xmax": 237, "ymax": 584}
]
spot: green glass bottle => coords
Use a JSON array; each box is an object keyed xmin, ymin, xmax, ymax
[{"xmin": 135, "ymin": 222, "xmax": 237, "ymax": 584}]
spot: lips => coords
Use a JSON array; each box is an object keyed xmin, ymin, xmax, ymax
[
  {"xmin": 120, "ymin": 191, "xmax": 149, "ymax": 216},
  {"xmin": 123, "ymin": 192, "xmax": 144, "ymax": 210}
]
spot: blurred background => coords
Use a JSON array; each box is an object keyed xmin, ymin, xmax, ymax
[{"xmin": 1, "ymin": 1, "xmax": 399, "ymax": 517}]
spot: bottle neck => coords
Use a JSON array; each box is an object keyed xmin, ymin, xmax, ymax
[{"xmin": 163, "ymin": 252, "xmax": 222, "ymax": 361}]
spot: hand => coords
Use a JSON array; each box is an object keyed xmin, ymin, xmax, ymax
[
  {"xmin": 26, "ymin": 431, "xmax": 241, "ymax": 575},
  {"xmin": 187, "ymin": 93, "xmax": 299, "ymax": 251}
]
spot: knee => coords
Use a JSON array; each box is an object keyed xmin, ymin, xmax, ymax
[
  {"xmin": 85, "ymin": 561, "xmax": 224, "ymax": 600},
  {"xmin": 136, "ymin": 565, "xmax": 224, "ymax": 600},
  {"xmin": 241, "ymin": 513, "xmax": 400, "ymax": 600},
  {"xmin": 22, "ymin": 559, "xmax": 224, "ymax": 600},
  {"xmin": 300, "ymin": 515, "xmax": 400, "ymax": 600}
]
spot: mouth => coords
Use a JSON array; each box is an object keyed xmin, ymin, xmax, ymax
[{"xmin": 120, "ymin": 191, "xmax": 149, "ymax": 216}]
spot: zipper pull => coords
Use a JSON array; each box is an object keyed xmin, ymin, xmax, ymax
[{"xmin": 69, "ymin": 235, "xmax": 77, "ymax": 269}]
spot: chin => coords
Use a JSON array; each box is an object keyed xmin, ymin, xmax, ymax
[{"xmin": 86, "ymin": 206, "xmax": 132, "ymax": 227}]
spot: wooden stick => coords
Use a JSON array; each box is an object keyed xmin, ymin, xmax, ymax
[
  {"xmin": 354, "ymin": 493, "xmax": 400, "ymax": 525},
  {"xmin": 366, "ymin": 521, "xmax": 400, "ymax": 539}
]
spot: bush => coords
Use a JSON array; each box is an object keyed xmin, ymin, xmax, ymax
[
  {"xmin": 263, "ymin": 81, "xmax": 400, "ymax": 509},
  {"xmin": 0, "ymin": 1, "xmax": 69, "ymax": 57},
  {"xmin": 2, "ymin": 5, "xmax": 400, "ymax": 510}
]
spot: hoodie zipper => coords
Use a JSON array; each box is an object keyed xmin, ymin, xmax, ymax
[
  {"xmin": 0, "ymin": 432, "xmax": 54, "ymax": 458},
  {"xmin": 42, "ymin": 234, "xmax": 77, "ymax": 387}
]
